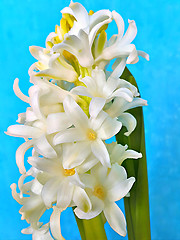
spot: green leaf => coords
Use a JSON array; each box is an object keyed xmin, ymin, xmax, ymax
[{"xmin": 116, "ymin": 67, "xmax": 151, "ymax": 240}]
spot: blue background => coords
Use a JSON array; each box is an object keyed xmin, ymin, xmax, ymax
[{"xmin": 0, "ymin": 0, "xmax": 180, "ymax": 239}]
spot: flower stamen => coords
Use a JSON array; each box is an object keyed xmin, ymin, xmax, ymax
[
  {"xmin": 87, "ymin": 129, "xmax": 97, "ymax": 141},
  {"xmin": 63, "ymin": 168, "xmax": 75, "ymax": 176}
]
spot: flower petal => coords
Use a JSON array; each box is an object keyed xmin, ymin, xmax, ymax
[
  {"xmin": 46, "ymin": 112, "xmax": 72, "ymax": 134},
  {"xmin": 13, "ymin": 78, "xmax": 30, "ymax": 103},
  {"xmin": 63, "ymin": 95, "xmax": 88, "ymax": 129},
  {"xmin": 34, "ymin": 135, "xmax": 57, "ymax": 158},
  {"xmin": 118, "ymin": 112, "xmax": 137, "ymax": 136},
  {"xmin": 74, "ymin": 195, "xmax": 104, "ymax": 219},
  {"xmin": 73, "ymin": 186, "xmax": 92, "ymax": 213},
  {"xmin": 50, "ymin": 206, "xmax": 65, "ymax": 240},
  {"xmin": 16, "ymin": 140, "xmax": 33, "ymax": 174},
  {"xmin": 98, "ymin": 116, "xmax": 122, "ymax": 140},
  {"xmin": 91, "ymin": 140, "xmax": 111, "ymax": 168},
  {"xmin": 57, "ymin": 180, "xmax": 74, "ymax": 209},
  {"xmin": 6, "ymin": 125, "xmax": 43, "ymax": 138},
  {"xmin": 89, "ymin": 97, "xmax": 106, "ymax": 119},
  {"xmin": 104, "ymin": 202, "xmax": 127, "ymax": 236},
  {"xmin": 41, "ymin": 177, "xmax": 60, "ymax": 208},
  {"xmin": 53, "ymin": 128, "xmax": 86, "ymax": 145}
]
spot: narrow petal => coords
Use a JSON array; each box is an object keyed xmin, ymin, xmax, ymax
[
  {"xmin": 112, "ymin": 11, "xmax": 124, "ymax": 39},
  {"xmin": 138, "ymin": 50, "xmax": 150, "ymax": 61},
  {"xmin": 53, "ymin": 128, "xmax": 86, "ymax": 145},
  {"xmin": 118, "ymin": 112, "xmax": 137, "ymax": 136},
  {"xmin": 91, "ymin": 140, "xmax": 111, "ymax": 168},
  {"xmin": 110, "ymin": 58, "xmax": 126, "ymax": 79},
  {"xmin": 6, "ymin": 124, "xmax": 43, "ymax": 139},
  {"xmin": 78, "ymin": 154, "xmax": 99, "ymax": 174},
  {"xmin": 89, "ymin": 97, "xmax": 106, "ymax": 119},
  {"xmin": 104, "ymin": 202, "xmax": 127, "ymax": 236},
  {"xmin": 74, "ymin": 195, "xmax": 104, "ymax": 219},
  {"xmin": 13, "ymin": 78, "xmax": 30, "ymax": 103},
  {"xmin": 50, "ymin": 206, "xmax": 65, "ymax": 240},
  {"xmin": 41, "ymin": 177, "xmax": 60, "ymax": 208},
  {"xmin": 16, "ymin": 140, "xmax": 33, "ymax": 174},
  {"xmin": 120, "ymin": 19, "xmax": 137, "ymax": 46},
  {"xmin": 57, "ymin": 180, "xmax": 74, "ymax": 209}
]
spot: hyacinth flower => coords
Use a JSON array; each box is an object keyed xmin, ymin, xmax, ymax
[{"xmin": 7, "ymin": 2, "xmax": 151, "ymax": 240}]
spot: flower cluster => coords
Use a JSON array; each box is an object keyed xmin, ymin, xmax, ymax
[{"xmin": 7, "ymin": 2, "xmax": 148, "ymax": 239}]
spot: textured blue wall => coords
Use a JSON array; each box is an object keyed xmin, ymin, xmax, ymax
[{"xmin": 0, "ymin": 0, "xmax": 180, "ymax": 239}]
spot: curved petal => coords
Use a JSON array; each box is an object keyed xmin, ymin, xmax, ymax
[
  {"xmin": 34, "ymin": 135, "xmax": 57, "ymax": 158},
  {"xmin": 138, "ymin": 50, "xmax": 150, "ymax": 61},
  {"xmin": 74, "ymin": 195, "xmax": 104, "ymax": 219},
  {"xmin": 50, "ymin": 206, "xmax": 65, "ymax": 240},
  {"xmin": 73, "ymin": 186, "xmax": 92, "ymax": 213},
  {"xmin": 104, "ymin": 202, "xmax": 127, "ymax": 236},
  {"xmin": 98, "ymin": 116, "xmax": 122, "ymax": 140},
  {"xmin": 110, "ymin": 58, "xmax": 126, "ymax": 79},
  {"xmin": 13, "ymin": 78, "xmax": 30, "ymax": 103},
  {"xmin": 118, "ymin": 112, "xmax": 137, "ymax": 136},
  {"xmin": 112, "ymin": 11, "xmax": 124, "ymax": 39},
  {"xmin": 16, "ymin": 140, "xmax": 34, "ymax": 174},
  {"xmin": 61, "ymin": 2, "xmax": 89, "ymax": 29},
  {"xmin": 120, "ymin": 19, "xmax": 137, "ymax": 46}
]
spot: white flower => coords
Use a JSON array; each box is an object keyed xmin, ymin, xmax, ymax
[
  {"xmin": 53, "ymin": 2, "xmax": 149, "ymax": 74},
  {"xmin": 22, "ymin": 223, "xmax": 54, "ymax": 240},
  {"xmin": 11, "ymin": 180, "xmax": 46, "ymax": 229},
  {"xmin": 74, "ymin": 163, "xmax": 135, "ymax": 236},
  {"xmin": 53, "ymin": 2, "xmax": 113, "ymax": 67},
  {"xmin": 28, "ymin": 150, "xmax": 92, "ymax": 212},
  {"xmin": 105, "ymin": 97, "xmax": 148, "ymax": 136},
  {"xmin": 53, "ymin": 95, "xmax": 122, "ymax": 167},
  {"xmin": 71, "ymin": 67, "xmax": 138, "ymax": 118},
  {"xmin": 106, "ymin": 142, "xmax": 142, "ymax": 165},
  {"xmin": 6, "ymin": 78, "xmax": 78, "ymax": 173},
  {"xmin": 29, "ymin": 46, "xmax": 78, "ymax": 82}
]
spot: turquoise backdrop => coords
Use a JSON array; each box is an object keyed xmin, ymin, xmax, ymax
[{"xmin": 0, "ymin": 0, "xmax": 180, "ymax": 239}]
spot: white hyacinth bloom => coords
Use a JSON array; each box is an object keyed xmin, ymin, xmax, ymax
[
  {"xmin": 29, "ymin": 46, "xmax": 78, "ymax": 82},
  {"xmin": 7, "ymin": 2, "xmax": 149, "ymax": 239},
  {"xmin": 28, "ymin": 151, "xmax": 92, "ymax": 212},
  {"xmin": 106, "ymin": 142, "xmax": 142, "ymax": 165},
  {"xmin": 53, "ymin": 95, "xmax": 122, "ymax": 168},
  {"xmin": 74, "ymin": 163, "xmax": 135, "ymax": 236},
  {"xmin": 71, "ymin": 67, "xmax": 138, "ymax": 118}
]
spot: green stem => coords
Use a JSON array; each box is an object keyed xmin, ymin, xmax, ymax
[
  {"xmin": 73, "ymin": 211, "xmax": 107, "ymax": 240},
  {"xmin": 83, "ymin": 215, "xmax": 108, "ymax": 240}
]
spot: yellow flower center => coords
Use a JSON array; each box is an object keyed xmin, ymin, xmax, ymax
[
  {"xmin": 63, "ymin": 168, "xmax": 75, "ymax": 176},
  {"xmin": 93, "ymin": 185, "xmax": 105, "ymax": 200},
  {"xmin": 87, "ymin": 129, "xmax": 97, "ymax": 141}
]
